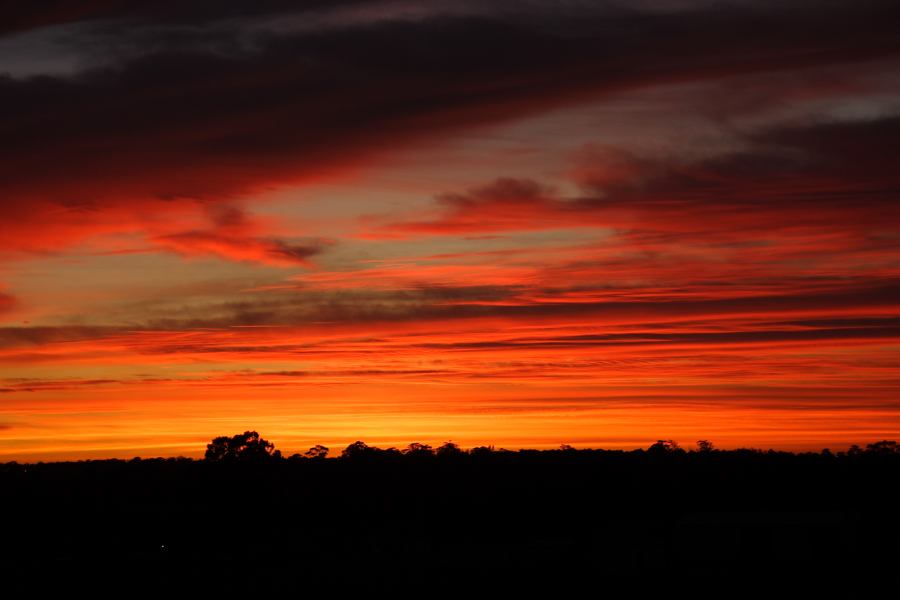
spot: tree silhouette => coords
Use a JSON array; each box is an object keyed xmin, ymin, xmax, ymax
[
  {"xmin": 647, "ymin": 439, "xmax": 680, "ymax": 455},
  {"xmin": 470, "ymin": 445, "xmax": 495, "ymax": 457},
  {"xmin": 696, "ymin": 439, "xmax": 715, "ymax": 452},
  {"xmin": 403, "ymin": 442, "xmax": 434, "ymax": 456},
  {"xmin": 304, "ymin": 444, "xmax": 329, "ymax": 459},
  {"xmin": 341, "ymin": 440, "xmax": 374, "ymax": 459},
  {"xmin": 866, "ymin": 440, "xmax": 898, "ymax": 454},
  {"xmin": 436, "ymin": 441, "xmax": 464, "ymax": 457},
  {"xmin": 205, "ymin": 431, "xmax": 280, "ymax": 462}
]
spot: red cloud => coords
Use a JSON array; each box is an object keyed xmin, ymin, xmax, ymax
[
  {"xmin": 0, "ymin": 197, "xmax": 324, "ymax": 267},
  {"xmin": 372, "ymin": 116, "xmax": 900, "ymax": 241},
  {"xmin": 154, "ymin": 231, "xmax": 323, "ymax": 266},
  {"xmin": 2, "ymin": 2, "xmax": 900, "ymax": 259},
  {"xmin": 0, "ymin": 291, "xmax": 17, "ymax": 318}
]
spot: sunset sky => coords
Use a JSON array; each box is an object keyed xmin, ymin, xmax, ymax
[{"xmin": 1, "ymin": 0, "xmax": 899, "ymax": 460}]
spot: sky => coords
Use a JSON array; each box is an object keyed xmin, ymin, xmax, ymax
[{"xmin": 1, "ymin": 0, "xmax": 899, "ymax": 460}]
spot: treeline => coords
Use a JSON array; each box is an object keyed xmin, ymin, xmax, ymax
[
  {"xmin": 314, "ymin": 437, "xmax": 900, "ymax": 461},
  {"xmin": 2, "ymin": 432, "xmax": 898, "ymax": 468},
  {"xmin": 1, "ymin": 432, "xmax": 898, "ymax": 595},
  {"xmin": 3, "ymin": 434, "xmax": 900, "ymax": 469},
  {"xmin": 210, "ymin": 431, "xmax": 900, "ymax": 463},
  {"xmin": 233, "ymin": 433, "xmax": 900, "ymax": 464}
]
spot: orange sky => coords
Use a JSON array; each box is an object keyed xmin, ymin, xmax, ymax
[{"xmin": 1, "ymin": 1, "xmax": 899, "ymax": 460}]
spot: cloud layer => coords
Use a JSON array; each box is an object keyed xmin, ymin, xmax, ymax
[{"xmin": 1, "ymin": 1, "xmax": 899, "ymax": 458}]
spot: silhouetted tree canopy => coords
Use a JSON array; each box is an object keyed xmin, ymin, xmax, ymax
[
  {"xmin": 341, "ymin": 440, "xmax": 374, "ymax": 459},
  {"xmin": 647, "ymin": 439, "xmax": 681, "ymax": 455},
  {"xmin": 436, "ymin": 441, "xmax": 464, "ymax": 457},
  {"xmin": 403, "ymin": 442, "xmax": 434, "ymax": 457},
  {"xmin": 470, "ymin": 445, "xmax": 495, "ymax": 457},
  {"xmin": 866, "ymin": 440, "xmax": 899, "ymax": 454},
  {"xmin": 175, "ymin": 433, "xmax": 900, "ymax": 465},
  {"xmin": 304, "ymin": 444, "xmax": 329, "ymax": 459},
  {"xmin": 204, "ymin": 431, "xmax": 280, "ymax": 462},
  {"xmin": 2, "ymin": 434, "xmax": 900, "ymax": 596}
]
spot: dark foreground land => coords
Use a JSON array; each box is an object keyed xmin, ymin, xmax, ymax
[{"xmin": 2, "ymin": 443, "xmax": 899, "ymax": 596}]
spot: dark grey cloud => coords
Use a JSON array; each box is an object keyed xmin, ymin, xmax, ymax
[
  {"xmin": 2, "ymin": 0, "xmax": 899, "ymax": 213},
  {"xmin": 382, "ymin": 113, "xmax": 900, "ymax": 238},
  {"xmin": 0, "ymin": 1, "xmax": 376, "ymax": 36},
  {"xmin": 2, "ymin": 279, "xmax": 897, "ymax": 351},
  {"xmin": 414, "ymin": 320, "xmax": 900, "ymax": 351}
]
